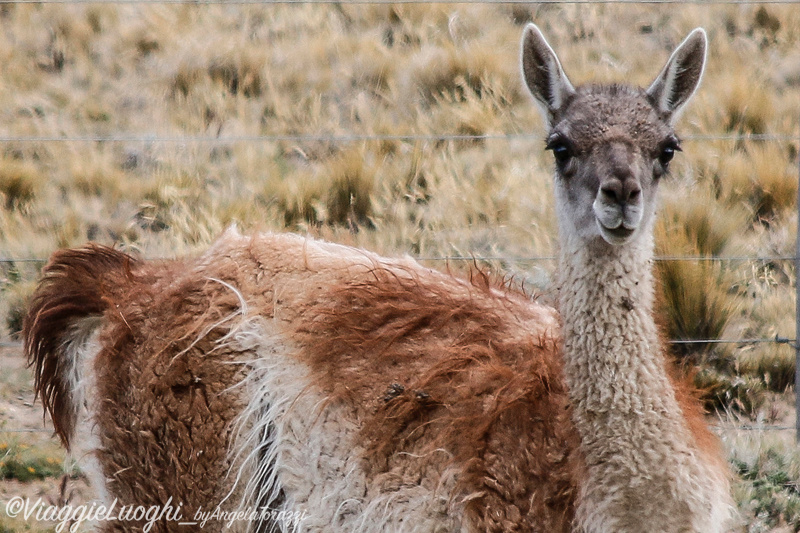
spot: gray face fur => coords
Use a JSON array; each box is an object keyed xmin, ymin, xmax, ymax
[{"xmin": 521, "ymin": 24, "xmax": 707, "ymax": 247}]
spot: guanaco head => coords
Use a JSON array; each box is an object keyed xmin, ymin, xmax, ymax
[{"xmin": 521, "ymin": 24, "xmax": 707, "ymax": 248}]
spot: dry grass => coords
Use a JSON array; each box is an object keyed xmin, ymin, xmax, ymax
[
  {"xmin": 0, "ymin": 158, "xmax": 44, "ymax": 211},
  {"xmin": 0, "ymin": 2, "xmax": 798, "ymax": 530}
]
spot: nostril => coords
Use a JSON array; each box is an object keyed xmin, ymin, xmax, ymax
[
  {"xmin": 601, "ymin": 186, "xmax": 619, "ymax": 203},
  {"xmin": 600, "ymin": 180, "xmax": 640, "ymax": 205}
]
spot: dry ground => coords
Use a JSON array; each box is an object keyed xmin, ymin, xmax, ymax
[{"xmin": 1, "ymin": 346, "xmax": 90, "ymax": 532}]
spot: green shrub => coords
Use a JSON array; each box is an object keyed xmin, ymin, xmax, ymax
[
  {"xmin": 0, "ymin": 441, "xmax": 63, "ymax": 482},
  {"xmin": 733, "ymin": 445, "xmax": 800, "ymax": 530}
]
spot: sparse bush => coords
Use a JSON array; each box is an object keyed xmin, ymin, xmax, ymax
[
  {"xmin": 733, "ymin": 445, "xmax": 800, "ymax": 531},
  {"xmin": 694, "ymin": 367, "xmax": 764, "ymax": 415},
  {"xmin": 738, "ymin": 347, "xmax": 795, "ymax": 392},
  {"xmin": 0, "ymin": 440, "xmax": 63, "ymax": 482}
]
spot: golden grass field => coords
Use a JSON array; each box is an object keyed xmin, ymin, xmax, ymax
[{"xmin": 0, "ymin": 2, "xmax": 799, "ymax": 531}]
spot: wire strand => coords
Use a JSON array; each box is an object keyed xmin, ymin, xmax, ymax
[{"xmin": 0, "ymin": 133, "xmax": 796, "ymax": 144}]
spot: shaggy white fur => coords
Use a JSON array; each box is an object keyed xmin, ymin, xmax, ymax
[
  {"xmin": 62, "ymin": 323, "xmax": 111, "ymax": 510},
  {"xmin": 224, "ymin": 316, "xmax": 460, "ymax": 533}
]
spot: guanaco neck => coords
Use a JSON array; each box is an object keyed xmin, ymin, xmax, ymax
[
  {"xmin": 557, "ymin": 231, "xmax": 667, "ymax": 418},
  {"xmin": 556, "ymin": 229, "xmax": 714, "ymax": 532}
]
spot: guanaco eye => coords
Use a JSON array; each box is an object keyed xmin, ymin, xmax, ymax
[
  {"xmin": 546, "ymin": 134, "xmax": 574, "ymax": 164},
  {"xmin": 658, "ymin": 137, "xmax": 682, "ymax": 168}
]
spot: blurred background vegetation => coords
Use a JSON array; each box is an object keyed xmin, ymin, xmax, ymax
[{"xmin": 0, "ymin": 2, "xmax": 799, "ymax": 530}]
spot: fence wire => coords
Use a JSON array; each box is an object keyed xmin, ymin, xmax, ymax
[{"xmin": 0, "ymin": 133, "xmax": 796, "ymax": 144}]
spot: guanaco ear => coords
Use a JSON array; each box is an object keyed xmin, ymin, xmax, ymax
[
  {"xmin": 520, "ymin": 23, "xmax": 575, "ymax": 125},
  {"xmin": 646, "ymin": 28, "xmax": 707, "ymax": 123}
]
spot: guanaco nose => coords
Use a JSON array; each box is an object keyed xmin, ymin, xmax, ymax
[
  {"xmin": 598, "ymin": 142, "xmax": 642, "ymax": 205},
  {"xmin": 600, "ymin": 176, "xmax": 641, "ymax": 205}
]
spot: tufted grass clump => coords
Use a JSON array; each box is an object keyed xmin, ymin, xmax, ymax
[
  {"xmin": 167, "ymin": 37, "xmax": 267, "ymax": 99},
  {"xmin": 325, "ymin": 146, "xmax": 376, "ymax": 229},
  {"xmin": 267, "ymin": 145, "xmax": 378, "ymax": 230},
  {"xmin": 66, "ymin": 149, "xmax": 131, "ymax": 201},
  {"xmin": 657, "ymin": 184, "xmax": 746, "ymax": 256},
  {"xmin": 0, "ymin": 158, "xmax": 44, "ymax": 211},
  {"xmin": 206, "ymin": 50, "xmax": 266, "ymax": 98},
  {"xmin": 735, "ymin": 266, "xmax": 796, "ymax": 393},
  {"xmin": 273, "ymin": 168, "xmax": 326, "ymax": 229},
  {"xmin": 404, "ymin": 40, "xmax": 513, "ymax": 107},
  {"xmin": 1, "ymin": 280, "xmax": 36, "ymax": 338},
  {"xmin": 655, "ymin": 189, "xmax": 741, "ymax": 358},
  {"xmin": 715, "ymin": 71, "xmax": 775, "ymax": 137},
  {"xmin": 653, "ymin": 181, "xmax": 758, "ymax": 411},
  {"xmin": 715, "ymin": 143, "xmax": 797, "ymax": 222}
]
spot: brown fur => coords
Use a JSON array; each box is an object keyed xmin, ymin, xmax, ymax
[
  {"xmin": 292, "ymin": 265, "xmax": 581, "ymax": 531},
  {"xmin": 669, "ymin": 364, "xmax": 730, "ymax": 475},
  {"xmin": 89, "ymin": 264, "xmax": 247, "ymax": 526},
  {"xmin": 24, "ymin": 244, "xmax": 255, "ymax": 529},
  {"xmin": 24, "ymin": 244, "xmax": 138, "ymax": 448}
]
